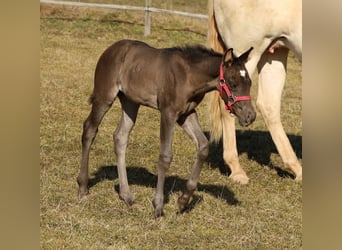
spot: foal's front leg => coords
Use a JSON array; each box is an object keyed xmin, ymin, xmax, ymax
[
  {"xmin": 177, "ymin": 111, "xmax": 209, "ymax": 211},
  {"xmin": 153, "ymin": 111, "xmax": 176, "ymax": 218}
]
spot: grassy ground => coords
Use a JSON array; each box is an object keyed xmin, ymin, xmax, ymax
[{"xmin": 40, "ymin": 3, "xmax": 302, "ymax": 249}]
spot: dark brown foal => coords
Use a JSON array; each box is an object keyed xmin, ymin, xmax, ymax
[{"xmin": 78, "ymin": 39, "xmax": 255, "ymax": 217}]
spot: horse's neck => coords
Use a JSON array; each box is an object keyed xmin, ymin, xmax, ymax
[
  {"xmin": 190, "ymin": 55, "xmax": 221, "ymax": 95},
  {"xmin": 199, "ymin": 55, "xmax": 221, "ymax": 79}
]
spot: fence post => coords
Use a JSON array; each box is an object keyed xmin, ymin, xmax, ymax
[{"xmin": 144, "ymin": 0, "xmax": 151, "ymax": 36}]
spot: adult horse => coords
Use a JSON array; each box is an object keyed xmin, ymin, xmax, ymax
[{"xmin": 208, "ymin": 0, "xmax": 302, "ymax": 184}]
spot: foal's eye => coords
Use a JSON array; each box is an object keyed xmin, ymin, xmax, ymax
[{"xmin": 229, "ymin": 82, "xmax": 237, "ymax": 89}]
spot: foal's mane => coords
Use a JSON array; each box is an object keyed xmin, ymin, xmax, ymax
[{"xmin": 164, "ymin": 45, "xmax": 222, "ymax": 63}]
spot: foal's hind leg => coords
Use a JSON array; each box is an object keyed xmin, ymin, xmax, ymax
[
  {"xmin": 153, "ymin": 111, "xmax": 177, "ymax": 218},
  {"xmin": 78, "ymin": 97, "xmax": 114, "ymax": 198},
  {"xmin": 114, "ymin": 94, "xmax": 139, "ymax": 205},
  {"xmin": 177, "ymin": 111, "xmax": 209, "ymax": 212}
]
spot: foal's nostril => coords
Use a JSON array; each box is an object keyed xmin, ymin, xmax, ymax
[
  {"xmin": 243, "ymin": 110, "xmax": 256, "ymax": 126},
  {"xmin": 248, "ymin": 110, "xmax": 256, "ymax": 123}
]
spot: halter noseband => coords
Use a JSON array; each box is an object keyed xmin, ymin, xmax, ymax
[{"xmin": 219, "ymin": 62, "xmax": 251, "ymax": 113}]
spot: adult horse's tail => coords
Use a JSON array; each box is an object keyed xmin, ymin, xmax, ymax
[
  {"xmin": 207, "ymin": 0, "xmax": 225, "ymax": 54},
  {"xmin": 207, "ymin": 0, "xmax": 226, "ymax": 143}
]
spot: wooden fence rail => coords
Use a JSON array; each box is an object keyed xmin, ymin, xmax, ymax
[{"xmin": 40, "ymin": 0, "xmax": 208, "ymax": 36}]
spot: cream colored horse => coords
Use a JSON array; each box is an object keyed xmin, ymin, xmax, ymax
[{"xmin": 208, "ymin": 0, "xmax": 302, "ymax": 184}]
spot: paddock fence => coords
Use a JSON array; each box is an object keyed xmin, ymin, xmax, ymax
[{"xmin": 40, "ymin": 0, "xmax": 208, "ymax": 36}]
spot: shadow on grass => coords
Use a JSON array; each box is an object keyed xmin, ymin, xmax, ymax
[
  {"xmin": 88, "ymin": 165, "xmax": 239, "ymax": 211},
  {"xmin": 206, "ymin": 129, "xmax": 302, "ymax": 180},
  {"xmin": 87, "ymin": 130, "xmax": 301, "ymax": 212}
]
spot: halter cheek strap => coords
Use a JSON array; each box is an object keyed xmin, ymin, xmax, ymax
[{"xmin": 219, "ymin": 63, "xmax": 251, "ymax": 113}]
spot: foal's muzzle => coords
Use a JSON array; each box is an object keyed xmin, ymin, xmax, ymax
[{"xmin": 235, "ymin": 103, "xmax": 256, "ymax": 127}]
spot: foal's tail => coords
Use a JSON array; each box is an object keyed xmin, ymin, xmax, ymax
[{"xmin": 207, "ymin": 0, "xmax": 226, "ymax": 143}]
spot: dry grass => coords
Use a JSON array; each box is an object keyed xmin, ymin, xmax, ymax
[{"xmin": 40, "ymin": 3, "xmax": 302, "ymax": 249}]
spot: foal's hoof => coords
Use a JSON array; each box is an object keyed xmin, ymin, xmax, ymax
[
  {"xmin": 178, "ymin": 195, "xmax": 190, "ymax": 212},
  {"xmin": 229, "ymin": 172, "xmax": 249, "ymax": 185},
  {"xmin": 78, "ymin": 188, "xmax": 89, "ymax": 199},
  {"xmin": 154, "ymin": 208, "xmax": 165, "ymax": 218},
  {"xmin": 152, "ymin": 199, "xmax": 165, "ymax": 218},
  {"xmin": 119, "ymin": 193, "xmax": 135, "ymax": 206}
]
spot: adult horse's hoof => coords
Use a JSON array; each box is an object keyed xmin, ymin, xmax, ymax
[
  {"xmin": 295, "ymin": 174, "xmax": 302, "ymax": 182},
  {"xmin": 229, "ymin": 172, "xmax": 249, "ymax": 185}
]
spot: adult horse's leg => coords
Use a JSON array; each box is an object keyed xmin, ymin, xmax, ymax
[
  {"xmin": 177, "ymin": 111, "xmax": 209, "ymax": 211},
  {"xmin": 209, "ymin": 92, "xmax": 249, "ymax": 184},
  {"xmin": 78, "ymin": 97, "xmax": 114, "ymax": 197},
  {"xmin": 217, "ymin": 51, "xmax": 261, "ymax": 185},
  {"xmin": 257, "ymin": 48, "xmax": 302, "ymax": 181},
  {"xmin": 220, "ymin": 100, "xmax": 249, "ymax": 184},
  {"xmin": 114, "ymin": 94, "xmax": 140, "ymax": 205},
  {"xmin": 153, "ymin": 110, "xmax": 176, "ymax": 218}
]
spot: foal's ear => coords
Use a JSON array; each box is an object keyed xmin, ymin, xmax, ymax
[
  {"xmin": 223, "ymin": 48, "xmax": 234, "ymax": 66},
  {"xmin": 238, "ymin": 47, "xmax": 253, "ymax": 63}
]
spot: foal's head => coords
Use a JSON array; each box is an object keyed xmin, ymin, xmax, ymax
[{"xmin": 219, "ymin": 47, "xmax": 256, "ymax": 126}]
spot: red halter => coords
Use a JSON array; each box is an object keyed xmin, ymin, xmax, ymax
[{"xmin": 219, "ymin": 62, "xmax": 251, "ymax": 113}]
